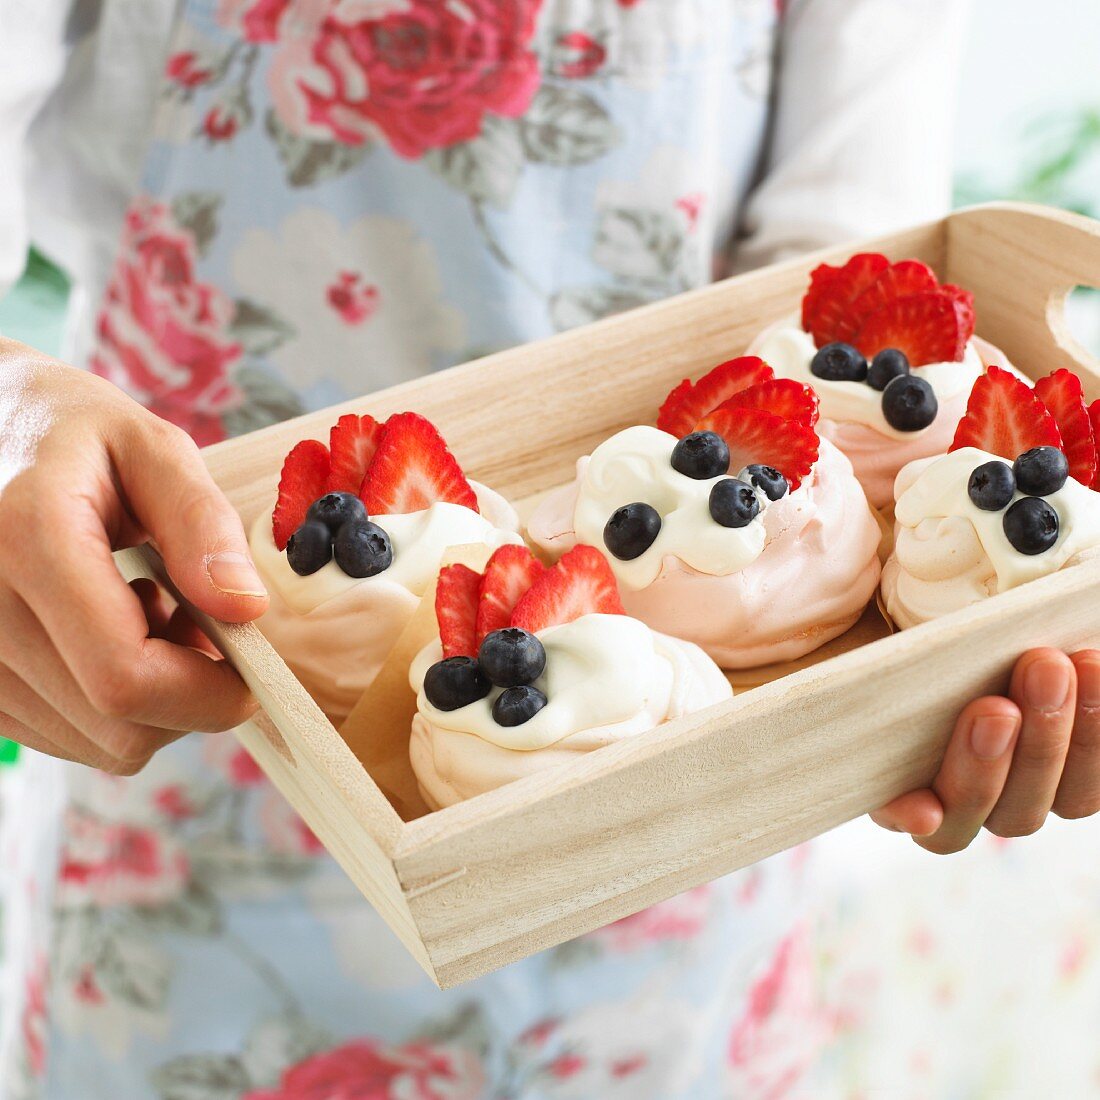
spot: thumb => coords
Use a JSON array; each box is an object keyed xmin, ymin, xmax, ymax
[{"xmin": 116, "ymin": 417, "xmax": 269, "ymax": 623}]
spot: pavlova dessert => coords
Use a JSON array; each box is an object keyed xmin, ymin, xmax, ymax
[
  {"xmin": 409, "ymin": 544, "xmax": 732, "ymax": 808},
  {"xmin": 251, "ymin": 411, "xmax": 521, "ymax": 723},
  {"xmin": 527, "ymin": 357, "xmax": 883, "ymax": 668},
  {"xmin": 751, "ymin": 253, "xmax": 1010, "ymax": 508},
  {"xmin": 882, "ymin": 366, "xmax": 1100, "ymax": 628}
]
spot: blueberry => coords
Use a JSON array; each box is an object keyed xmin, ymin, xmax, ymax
[
  {"xmin": 333, "ymin": 520, "xmax": 393, "ymax": 578},
  {"xmin": 604, "ymin": 502, "xmax": 662, "ymax": 560},
  {"xmin": 810, "ymin": 342, "xmax": 868, "ymax": 383},
  {"xmin": 286, "ymin": 520, "xmax": 332, "ymax": 576},
  {"xmin": 671, "ymin": 431, "xmax": 730, "ymax": 480},
  {"xmin": 1003, "ymin": 497, "xmax": 1060, "ymax": 555},
  {"xmin": 739, "ymin": 464, "xmax": 788, "ymax": 502},
  {"xmin": 492, "ymin": 685, "xmax": 548, "ymax": 727},
  {"xmin": 867, "ymin": 348, "xmax": 911, "ymax": 392},
  {"xmin": 881, "ymin": 374, "xmax": 938, "ymax": 432},
  {"xmin": 478, "ymin": 628, "xmax": 546, "ymax": 688},
  {"xmin": 307, "ymin": 491, "xmax": 367, "ymax": 533},
  {"xmin": 424, "ymin": 656, "xmax": 491, "ymax": 711},
  {"xmin": 967, "ymin": 461, "xmax": 1016, "ymax": 511},
  {"xmin": 1013, "ymin": 446, "xmax": 1068, "ymax": 496},
  {"xmin": 709, "ymin": 478, "xmax": 761, "ymax": 528}
]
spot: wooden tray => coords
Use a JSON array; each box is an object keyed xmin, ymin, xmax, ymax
[{"xmin": 117, "ymin": 203, "xmax": 1100, "ymax": 988}]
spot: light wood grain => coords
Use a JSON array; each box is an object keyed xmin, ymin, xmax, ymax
[{"xmin": 123, "ymin": 203, "xmax": 1100, "ymax": 988}]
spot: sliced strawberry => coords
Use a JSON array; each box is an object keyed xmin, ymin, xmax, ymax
[
  {"xmin": 720, "ymin": 378, "xmax": 820, "ymax": 428},
  {"xmin": 360, "ymin": 412, "xmax": 479, "ymax": 515},
  {"xmin": 511, "ymin": 545, "xmax": 624, "ymax": 634},
  {"xmin": 847, "ymin": 260, "xmax": 938, "ymax": 331},
  {"xmin": 800, "ymin": 262, "xmax": 842, "ymax": 333},
  {"xmin": 326, "ymin": 413, "xmax": 383, "ymax": 495},
  {"xmin": 1034, "ymin": 369, "xmax": 1098, "ymax": 487},
  {"xmin": 807, "ymin": 252, "xmax": 889, "ymax": 346},
  {"xmin": 950, "ymin": 366, "xmax": 1062, "ymax": 461},
  {"xmin": 1091, "ymin": 400, "xmax": 1100, "ymax": 489},
  {"xmin": 657, "ymin": 356, "xmax": 775, "ymax": 438},
  {"xmin": 696, "ymin": 404, "xmax": 819, "ymax": 491},
  {"xmin": 476, "ymin": 545, "xmax": 545, "ymax": 644},
  {"xmin": 941, "ymin": 283, "xmax": 977, "ymax": 342},
  {"xmin": 854, "ymin": 291, "xmax": 968, "ymax": 367},
  {"xmin": 272, "ymin": 439, "xmax": 330, "ymax": 550},
  {"xmin": 435, "ymin": 563, "xmax": 482, "ymax": 658}
]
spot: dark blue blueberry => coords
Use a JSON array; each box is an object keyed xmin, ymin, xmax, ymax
[
  {"xmin": 478, "ymin": 628, "xmax": 546, "ymax": 688},
  {"xmin": 1003, "ymin": 497, "xmax": 1060, "ymax": 556},
  {"xmin": 709, "ymin": 478, "xmax": 761, "ymax": 528},
  {"xmin": 286, "ymin": 520, "xmax": 332, "ymax": 576},
  {"xmin": 492, "ymin": 685, "xmax": 548, "ymax": 727},
  {"xmin": 867, "ymin": 348, "xmax": 911, "ymax": 392},
  {"xmin": 881, "ymin": 374, "xmax": 938, "ymax": 432},
  {"xmin": 333, "ymin": 520, "xmax": 393, "ymax": 578},
  {"xmin": 810, "ymin": 342, "xmax": 868, "ymax": 383},
  {"xmin": 604, "ymin": 502, "xmax": 662, "ymax": 560},
  {"xmin": 671, "ymin": 431, "xmax": 731, "ymax": 480},
  {"xmin": 424, "ymin": 657, "xmax": 491, "ymax": 712},
  {"xmin": 306, "ymin": 491, "xmax": 367, "ymax": 533},
  {"xmin": 968, "ymin": 461, "xmax": 1016, "ymax": 511},
  {"xmin": 1013, "ymin": 446, "xmax": 1069, "ymax": 497},
  {"xmin": 740, "ymin": 464, "xmax": 788, "ymax": 501}
]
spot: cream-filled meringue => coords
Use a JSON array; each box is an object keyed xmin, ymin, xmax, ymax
[
  {"xmin": 409, "ymin": 612, "xmax": 732, "ymax": 809},
  {"xmin": 528, "ymin": 429, "xmax": 882, "ymax": 668},
  {"xmin": 882, "ymin": 448, "xmax": 1100, "ymax": 629},
  {"xmin": 750, "ymin": 315, "xmax": 1008, "ymax": 508}
]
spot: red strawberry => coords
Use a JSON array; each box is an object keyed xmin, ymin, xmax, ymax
[
  {"xmin": 950, "ymin": 366, "xmax": 1062, "ymax": 461},
  {"xmin": 326, "ymin": 413, "xmax": 383, "ymax": 495},
  {"xmin": 1091, "ymin": 400, "xmax": 1100, "ymax": 489},
  {"xmin": 476, "ymin": 545, "xmax": 545, "ymax": 644},
  {"xmin": 800, "ymin": 262, "xmax": 842, "ymax": 333},
  {"xmin": 511, "ymin": 545, "xmax": 624, "ymax": 634},
  {"xmin": 657, "ymin": 356, "xmax": 775, "ymax": 438},
  {"xmin": 1034, "ymin": 369, "xmax": 1098, "ymax": 487},
  {"xmin": 941, "ymin": 283, "xmax": 977, "ymax": 341},
  {"xmin": 435, "ymin": 563, "xmax": 482, "ymax": 658},
  {"xmin": 854, "ymin": 291, "xmax": 969, "ymax": 367},
  {"xmin": 847, "ymin": 260, "xmax": 938, "ymax": 331},
  {"xmin": 719, "ymin": 378, "xmax": 820, "ymax": 428},
  {"xmin": 806, "ymin": 252, "xmax": 889, "ymax": 346},
  {"xmin": 696, "ymin": 404, "xmax": 819, "ymax": 491},
  {"xmin": 272, "ymin": 439, "xmax": 330, "ymax": 550},
  {"xmin": 360, "ymin": 412, "xmax": 479, "ymax": 515}
]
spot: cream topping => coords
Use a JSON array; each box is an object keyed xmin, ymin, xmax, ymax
[
  {"xmin": 753, "ymin": 315, "xmax": 983, "ymax": 441},
  {"xmin": 571, "ymin": 425, "xmax": 771, "ymax": 590},
  {"xmin": 410, "ymin": 613, "xmax": 727, "ymax": 752}
]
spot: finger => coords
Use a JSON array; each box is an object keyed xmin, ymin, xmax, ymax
[
  {"xmin": 871, "ymin": 789, "xmax": 944, "ymax": 837},
  {"xmin": 0, "ymin": 664, "xmax": 164, "ymax": 774},
  {"xmin": 1053, "ymin": 650, "xmax": 1100, "ymax": 820},
  {"xmin": 0, "ymin": 710, "xmax": 79, "ymax": 764},
  {"xmin": 111, "ymin": 415, "xmax": 268, "ymax": 622},
  {"xmin": 986, "ymin": 649, "xmax": 1075, "ymax": 838},
  {"xmin": 132, "ymin": 578, "xmax": 175, "ymax": 637},
  {"xmin": 916, "ymin": 697, "xmax": 1021, "ymax": 855},
  {"xmin": 163, "ymin": 605, "xmax": 221, "ymax": 657}
]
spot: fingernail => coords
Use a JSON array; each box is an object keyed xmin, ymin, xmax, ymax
[
  {"xmin": 1024, "ymin": 659, "xmax": 1071, "ymax": 712},
  {"xmin": 970, "ymin": 714, "xmax": 1018, "ymax": 760},
  {"xmin": 1077, "ymin": 660, "xmax": 1100, "ymax": 709},
  {"xmin": 207, "ymin": 552, "xmax": 267, "ymax": 598}
]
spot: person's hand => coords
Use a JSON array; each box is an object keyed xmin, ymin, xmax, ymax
[
  {"xmin": 0, "ymin": 338, "xmax": 268, "ymax": 773},
  {"xmin": 872, "ymin": 648, "xmax": 1100, "ymax": 851}
]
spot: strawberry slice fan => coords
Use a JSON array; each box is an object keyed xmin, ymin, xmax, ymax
[
  {"xmin": 658, "ymin": 356, "xmax": 820, "ymax": 489},
  {"xmin": 951, "ymin": 366, "xmax": 1100, "ymax": 489},
  {"xmin": 800, "ymin": 252, "xmax": 975, "ymax": 366},
  {"xmin": 273, "ymin": 411, "xmax": 479, "ymax": 550}
]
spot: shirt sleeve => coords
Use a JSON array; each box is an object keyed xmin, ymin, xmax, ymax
[
  {"xmin": 0, "ymin": 2, "xmax": 75, "ymax": 297},
  {"xmin": 735, "ymin": 0, "xmax": 973, "ymax": 270}
]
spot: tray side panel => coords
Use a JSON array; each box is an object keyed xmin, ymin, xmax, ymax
[
  {"xmin": 397, "ymin": 557, "xmax": 1100, "ymax": 987},
  {"xmin": 202, "ymin": 225, "xmax": 945, "ymax": 528}
]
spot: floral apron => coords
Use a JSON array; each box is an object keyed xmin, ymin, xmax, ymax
[{"xmin": 1, "ymin": 3, "xmax": 839, "ymax": 1098}]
